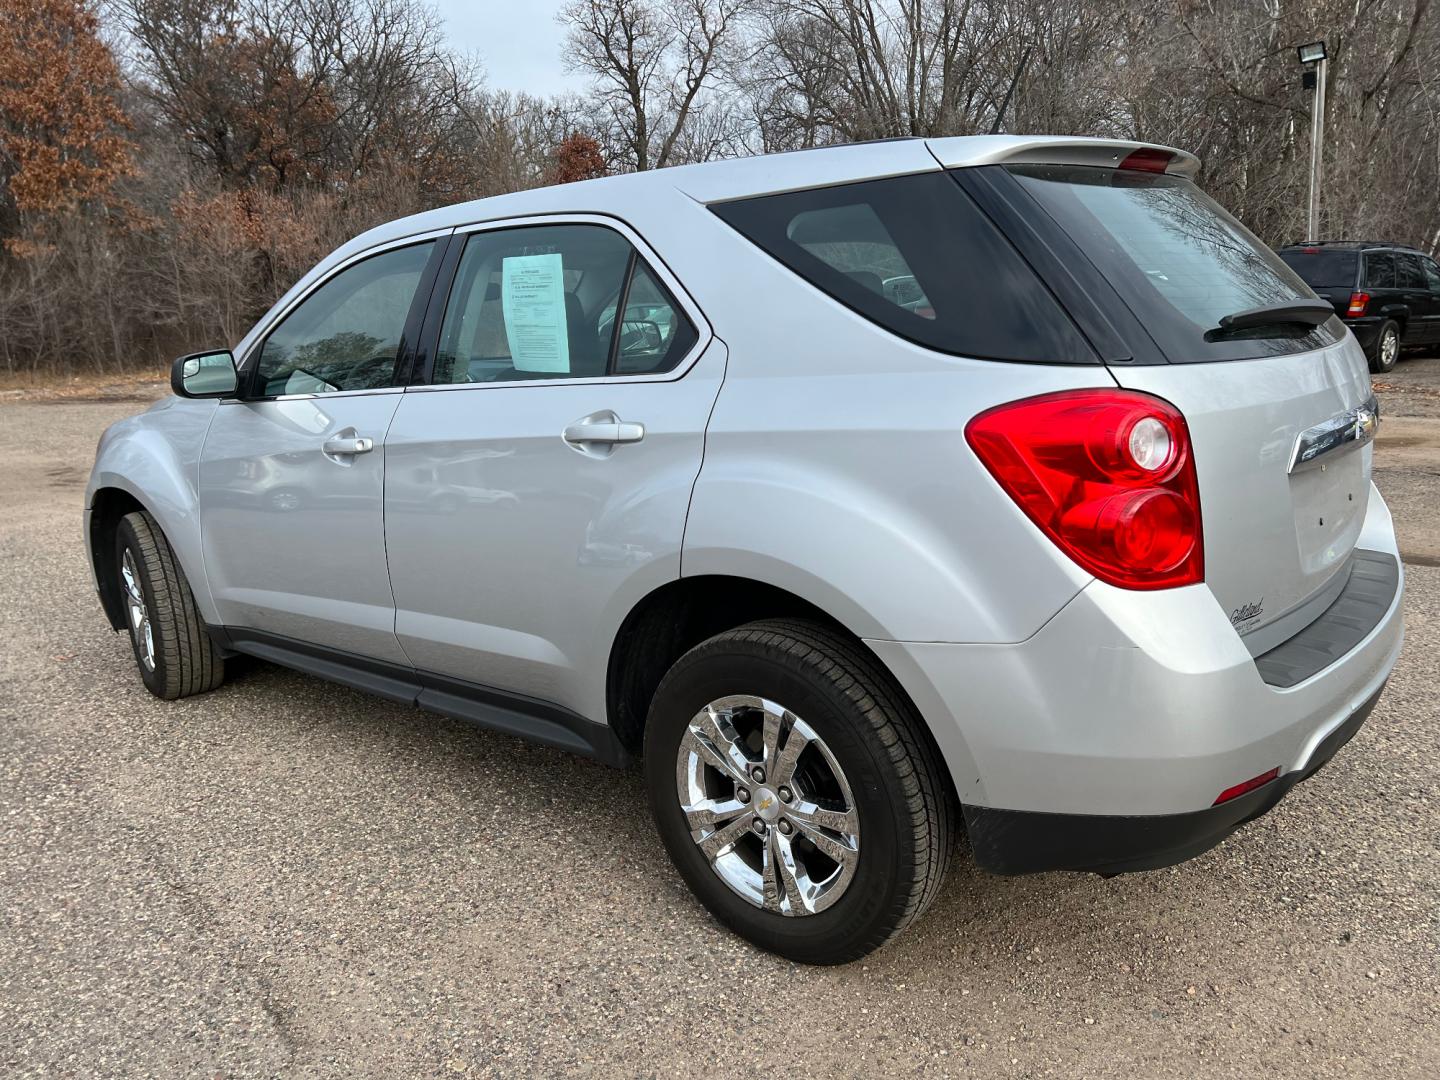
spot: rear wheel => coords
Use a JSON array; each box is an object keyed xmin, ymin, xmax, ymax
[
  {"xmin": 644, "ymin": 619, "xmax": 953, "ymax": 964},
  {"xmin": 1369, "ymin": 319, "xmax": 1400, "ymax": 373},
  {"xmin": 115, "ymin": 511, "xmax": 225, "ymax": 700}
]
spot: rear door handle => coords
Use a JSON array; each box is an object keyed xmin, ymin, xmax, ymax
[
  {"xmin": 563, "ymin": 411, "xmax": 645, "ymax": 453},
  {"xmin": 322, "ymin": 435, "xmax": 374, "ymax": 456}
]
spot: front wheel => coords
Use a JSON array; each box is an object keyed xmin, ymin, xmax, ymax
[
  {"xmin": 1370, "ymin": 320, "xmax": 1400, "ymax": 373},
  {"xmin": 644, "ymin": 619, "xmax": 954, "ymax": 964},
  {"xmin": 115, "ymin": 510, "xmax": 226, "ymax": 700}
]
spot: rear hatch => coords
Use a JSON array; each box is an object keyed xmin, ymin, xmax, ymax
[
  {"xmin": 986, "ymin": 154, "xmax": 1375, "ymax": 644},
  {"xmin": 1278, "ymin": 247, "xmax": 1361, "ymax": 316}
]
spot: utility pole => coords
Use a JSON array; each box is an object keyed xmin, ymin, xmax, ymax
[{"xmin": 1298, "ymin": 41, "xmax": 1328, "ymax": 241}]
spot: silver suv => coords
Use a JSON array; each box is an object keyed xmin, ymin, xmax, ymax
[{"xmin": 86, "ymin": 137, "xmax": 1404, "ymax": 964}]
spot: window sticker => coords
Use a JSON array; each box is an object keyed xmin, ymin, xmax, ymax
[{"xmin": 501, "ymin": 253, "xmax": 570, "ymax": 373}]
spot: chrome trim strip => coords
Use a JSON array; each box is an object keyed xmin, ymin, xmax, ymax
[{"xmin": 1288, "ymin": 394, "xmax": 1380, "ymax": 473}]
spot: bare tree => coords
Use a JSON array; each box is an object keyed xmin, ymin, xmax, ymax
[{"xmin": 561, "ymin": 0, "xmax": 750, "ymax": 170}]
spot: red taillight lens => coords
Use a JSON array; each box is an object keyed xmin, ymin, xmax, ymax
[
  {"xmin": 1213, "ymin": 767, "xmax": 1279, "ymax": 806},
  {"xmin": 1118, "ymin": 147, "xmax": 1174, "ymax": 173},
  {"xmin": 1346, "ymin": 291, "xmax": 1370, "ymax": 316},
  {"xmin": 965, "ymin": 390, "xmax": 1204, "ymax": 589}
]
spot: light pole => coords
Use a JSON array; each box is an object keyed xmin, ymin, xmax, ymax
[{"xmin": 1298, "ymin": 40, "xmax": 1328, "ymax": 242}]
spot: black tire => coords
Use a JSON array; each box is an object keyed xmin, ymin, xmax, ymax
[
  {"xmin": 1369, "ymin": 319, "xmax": 1400, "ymax": 373},
  {"xmin": 115, "ymin": 510, "xmax": 225, "ymax": 700},
  {"xmin": 644, "ymin": 618, "xmax": 954, "ymax": 964}
]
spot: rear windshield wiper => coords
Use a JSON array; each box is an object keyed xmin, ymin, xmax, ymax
[{"xmin": 1214, "ymin": 299, "xmax": 1335, "ymax": 333}]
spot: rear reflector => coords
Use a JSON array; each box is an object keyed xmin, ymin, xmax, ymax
[
  {"xmin": 1213, "ymin": 767, "xmax": 1280, "ymax": 806},
  {"xmin": 1347, "ymin": 291, "xmax": 1370, "ymax": 317},
  {"xmin": 1119, "ymin": 148, "xmax": 1174, "ymax": 174}
]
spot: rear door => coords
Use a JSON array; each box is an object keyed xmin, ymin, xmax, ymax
[
  {"xmin": 1423, "ymin": 256, "xmax": 1440, "ymax": 342},
  {"xmin": 382, "ymin": 217, "xmax": 723, "ymax": 718},
  {"xmin": 1398, "ymin": 253, "xmax": 1440, "ymax": 343},
  {"xmin": 993, "ymin": 161, "xmax": 1375, "ymax": 644}
]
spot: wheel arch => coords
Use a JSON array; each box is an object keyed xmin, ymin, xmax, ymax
[
  {"xmin": 604, "ymin": 574, "xmax": 962, "ymax": 811},
  {"xmin": 89, "ymin": 486, "xmax": 148, "ymax": 631}
]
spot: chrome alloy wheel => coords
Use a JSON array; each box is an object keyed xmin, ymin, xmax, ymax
[
  {"xmin": 676, "ymin": 695, "xmax": 860, "ymax": 916},
  {"xmin": 121, "ymin": 549, "xmax": 155, "ymax": 671},
  {"xmin": 1381, "ymin": 326, "xmax": 1399, "ymax": 369}
]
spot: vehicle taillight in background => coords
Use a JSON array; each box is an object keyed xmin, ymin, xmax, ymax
[
  {"xmin": 965, "ymin": 390, "xmax": 1204, "ymax": 590},
  {"xmin": 1346, "ymin": 291, "xmax": 1370, "ymax": 316}
]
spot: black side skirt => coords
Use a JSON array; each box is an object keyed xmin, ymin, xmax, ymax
[
  {"xmin": 211, "ymin": 626, "xmax": 631, "ymax": 768},
  {"xmin": 963, "ymin": 683, "xmax": 1385, "ymax": 876}
]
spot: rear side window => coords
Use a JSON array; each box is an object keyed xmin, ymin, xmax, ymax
[
  {"xmin": 1279, "ymin": 248, "xmax": 1358, "ymax": 289},
  {"xmin": 710, "ymin": 172, "xmax": 1095, "ymax": 364},
  {"xmin": 1424, "ymin": 258, "xmax": 1440, "ymax": 292},
  {"xmin": 1366, "ymin": 253, "xmax": 1397, "ymax": 288},
  {"xmin": 1396, "ymin": 254, "xmax": 1427, "ymax": 289},
  {"xmin": 1008, "ymin": 164, "xmax": 1339, "ymax": 362},
  {"xmin": 432, "ymin": 224, "xmax": 697, "ymax": 384}
]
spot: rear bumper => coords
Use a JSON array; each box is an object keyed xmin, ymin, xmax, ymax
[
  {"xmin": 962, "ymin": 682, "xmax": 1383, "ymax": 875},
  {"xmin": 866, "ymin": 483, "xmax": 1404, "ymax": 867}
]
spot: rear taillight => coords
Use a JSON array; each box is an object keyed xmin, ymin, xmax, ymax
[
  {"xmin": 965, "ymin": 390, "xmax": 1204, "ymax": 590},
  {"xmin": 1346, "ymin": 291, "xmax": 1370, "ymax": 316}
]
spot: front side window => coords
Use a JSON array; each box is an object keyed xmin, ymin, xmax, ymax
[
  {"xmin": 432, "ymin": 224, "xmax": 697, "ymax": 384},
  {"xmin": 254, "ymin": 242, "xmax": 434, "ymax": 396}
]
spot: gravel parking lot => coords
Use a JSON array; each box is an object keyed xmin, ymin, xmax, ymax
[{"xmin": 2, "ymin": 361, "xmax": 1438, "ymax": 1078}]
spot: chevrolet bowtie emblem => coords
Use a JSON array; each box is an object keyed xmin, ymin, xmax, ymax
[{"xmin": 757, "ymin": 797, "xmax": 774, "ymax": 811}]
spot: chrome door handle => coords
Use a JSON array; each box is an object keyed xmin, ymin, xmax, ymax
[
  {"xmin": 563, "ymin": 411, "xmax": 645, "ymax": 449},
  {"xmin": 322, "ymin": 435, "xmax": 374, "ymax": 455}
]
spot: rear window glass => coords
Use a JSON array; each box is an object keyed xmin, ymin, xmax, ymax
[
  {"xmin": 710, "ymin": 172, "xmax": 1095, "ymax": 364},
  {"xmin": 1279, "ymin": 248, "xmax": 1358, "ymax": 289},
  {"xmin": 1007, "ymin": 164, "xmax": 1340, "ymax": 362}
]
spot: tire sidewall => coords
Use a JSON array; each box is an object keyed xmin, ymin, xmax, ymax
[
  {"xmin": 1373, "ymin": 322, "xmax": 1399, "ymax": 372},
  {"xmin": 644, "ymin": 639, "xmax": 915, "ymax": 963},
  {"xmin": 115, "ymin": 517, "xmax": 168, "ymax": 696}
]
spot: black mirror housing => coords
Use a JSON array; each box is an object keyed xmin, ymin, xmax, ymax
[{"xmin": 172, "ymin": 350, "xmax": 238, "ymax": 398}]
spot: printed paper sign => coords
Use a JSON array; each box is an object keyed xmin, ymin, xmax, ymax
[{"xmin": 501, "ymin": 253, "xmax": 570, "ymax": 373}]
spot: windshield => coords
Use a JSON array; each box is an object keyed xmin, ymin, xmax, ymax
[
  {"xmin": 1279, "ymin": 248, "xmax": 1359, "ymax": 289},
  {"xmin": 1007, "ymin": 164, "xmax": 1341, "ymax": 362}
]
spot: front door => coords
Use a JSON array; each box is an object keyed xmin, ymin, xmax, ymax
[
  {"xmin": 199, "ymin": 238, "xmax": 443, "ymax": 664},
  {"xmin": 382, "ymin": 219, "xmax": 723, "ymax": 720}
]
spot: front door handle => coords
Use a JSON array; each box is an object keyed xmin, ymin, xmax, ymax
[
  {"xmin": 322, "ymin": 435, "xmax": 374, "ymax": 456},
  {"xmin": 563, "ymin": 411, "xmax": 645, "ymax": 454}
]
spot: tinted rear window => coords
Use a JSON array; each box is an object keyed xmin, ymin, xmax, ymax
[
  {"xmin": 1279, "ymin": 248, "xmax": 1358, "ymax": 288},
  {"xmin": 710, "ymin": 172, "xmax": 1095, "ymax": 364},
  {"xmin": 1007, "ymin": 164, "xmax": 1340, "ymax": 362}
]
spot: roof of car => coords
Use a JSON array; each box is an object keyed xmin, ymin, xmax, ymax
[
  {"xmin": 233, "ymin": 134, "xmax": 1199, "ymax": 362},
  {"xmin": 340, "ymin": 135, "xmax": 1199, "ymax": 259},
  {"xmin": 1280, "ymin": 241, "xmax": 1426, "ymax": 253}
]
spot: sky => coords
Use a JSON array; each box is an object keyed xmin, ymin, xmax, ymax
[{"xmin": 433, "ymin": 0, "xmax": 586, "ymax": 97}]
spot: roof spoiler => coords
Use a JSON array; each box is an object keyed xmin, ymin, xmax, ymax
[{"xmin": 926, "ymin": 136, "xmax": 1200, "ymax": 179}]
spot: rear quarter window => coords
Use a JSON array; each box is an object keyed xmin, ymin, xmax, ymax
[{"xmin": 710, "ymin": 172, "xmax": 1096, "ymax": 364}]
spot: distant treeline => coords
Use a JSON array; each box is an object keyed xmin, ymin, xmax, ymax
[{"xmin": 3, "ymin": 0, "xmax": 1438, "ymax": 373}]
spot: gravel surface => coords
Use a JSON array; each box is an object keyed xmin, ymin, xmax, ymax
[{"xmin": 2, "ymin": 368, "xmax": 1438, "ymax": 1077}]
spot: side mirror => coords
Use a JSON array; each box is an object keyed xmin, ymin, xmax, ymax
[
  {"xmin": 172, "ymin": 350, "xmax": 238, "ymax": 398},
  {"xmin": 619, "ymin": 319, "xmax": 663, "ymax": 354}
]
